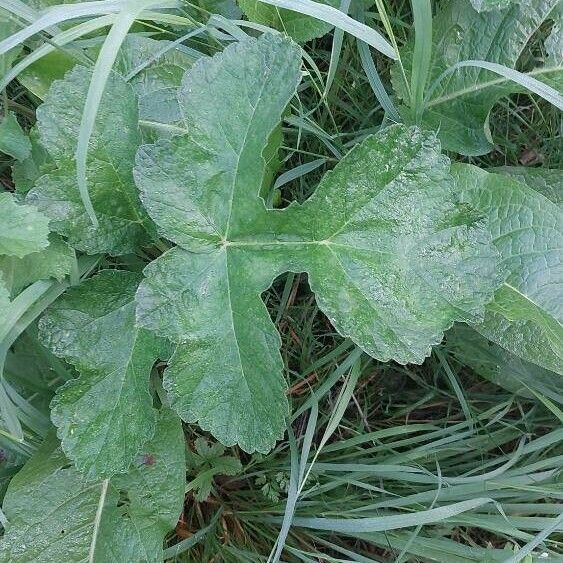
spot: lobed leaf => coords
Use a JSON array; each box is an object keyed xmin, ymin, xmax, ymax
[
  {"xmin": 135, "ymin": 34, "xmax": 501, "ymax": 452},
  {"xmin": 187, "ymin": 437, "xmax": 242, "ymax": 501},
  {"xmin": 39, "ymin": 270, "xmax": 169, "ymax": 479},
  {"xmin": 0, "ymin": 410, "xmax": 185, "ymax": 563}
]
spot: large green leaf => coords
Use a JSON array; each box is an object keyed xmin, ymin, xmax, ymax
[
  {"xmin": 238, "ymin": 0, "xmax": 340, "ymax": 43},
  {"xmin": 0, "ymin": 409, "xmax": 185, "ymax": 562},
  {"xmin": 455, "ymin": 164, "xmax": 563, "ymax": 374},
  {"xmin": 135, "ymin": 34, "xmax": 500, "ymax": 452},
  {"xmin": 27, "ymin": 65, "xmax": 155, "ymax": 255},
  {"xmin": 0, "ymin": 192, "xmax": 50, "ymax": 258},
  {"xmin": 39, "ymin": 270, "xmax": 168, "ymax": 479},
  {"xmin": 394, "ymin": 0, "xmax": 560, "ymax": 155}
]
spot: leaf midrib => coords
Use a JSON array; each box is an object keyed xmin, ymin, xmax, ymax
[
  {"xmin": 224, "ymin": 239, "xmax": 396, "ymax": 256},
  {"xmin": 88, "ymin": 479, "xmax": 109, "ymax": 563},
  {"xmin": 223, "ymin": 249, "xmax": 265, "ymax": 417}
]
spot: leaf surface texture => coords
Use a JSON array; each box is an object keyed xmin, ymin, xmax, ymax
[{"xmin": 135, "ymin": 34, "xmax": 500, "ymax": 452}]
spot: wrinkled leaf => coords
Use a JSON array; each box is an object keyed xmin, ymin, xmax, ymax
[
  {"xmin": 456, "ymin": 164, "xmax": 563, "ymax": 374},
  {"xmin": 135, "ymin": 34, "xmax": 500, "ymax": 452},
  {"xmin": 27, "ymin": 65, "xmax": 155, "ymax": 255},
  {"xmin": 0, "ymin": 113, "xmax": 31, "ymax": 161},
  {"xmin": 39, "ymin": 270, "xmax": 168, "ymax": 479},
  {"xmin": 394, "ymin": 0, "xmax": 560, "ymax": 155},
  {"xmin": 490, "ymin": 166, "xmax": 562, "ymax": 209},
  {"xmin": 0, "ymin": 409, "xmax": 185, "ymax": 563},
  {"xmin": 0, "ymin": 234, "xmax": 74, "ymax": 296},
  {"xmin": 0, "ymin": 192, "xmax": 50, "ymax": 258},
  {"xmin": 238, "ymin": 0, "xmax": 340, "ymax": 43}
]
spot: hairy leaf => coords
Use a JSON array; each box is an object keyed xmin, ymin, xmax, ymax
[
  {"xmin": 0, "ymin": 234, "xmax": 74, "ymax": 296},
  {"xmin": 39, "ymin": 270, "xmax": 168, "ymax": 479},
  {"xmin": 455, "ymin": 164, "xmax": 563, "ymax": 374},
  {"xmin": 0, "ymin": 192, "xmax": 50, "ymax": 258},
  {"xmin": 0, "ymin": 410, "xmax": 185, "ymax": 563},
  {"xmin": 394, "ymin": 0, "xmax": 560, "ymax": 155},
  {"xmin": 135, "ymin": 34, "xmax": 500, "ymax": 452},
  {"xmin": 238, "ymin": 0, "xmax": 340, "ymax": 43},
  {"xmin": 27, "ymin": 65, "xmax": 155, "ymax": 255}
]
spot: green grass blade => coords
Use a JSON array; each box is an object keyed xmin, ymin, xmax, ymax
[
  {"xmin": 291, "ymin": 498, "xmax": 496, "ymax": 533},
  {"xmin": 256, "ymin": 0, "xmax": 396, "ymax": 58},
  {"xmin": 425, "ymin": 60, "xmax": 563, "ymax": 111},
  {"xmin": 0, "ymin": 15, "xmax": 116, "ymax": 92},
  {"xmin": 323, "ymin": 0, "xmax": 350, "ymax": 99},
  {"xmin": 269, "ymin": 423, "xmax": 300, "ymax": 563},
  {"xmin": 0, "ymin": 0, "xmax": 127, "ymax": 55},
  {"xmin": 74, "ymin": 0, "xmax": 179, "ymax": 226},
  {"xmin": 409, "ymin": 0, "xmax": 432, "ymax": 122},
  {"xmin": 505, "ymin": 513, "xmax": 563, "ymax": 562}
]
